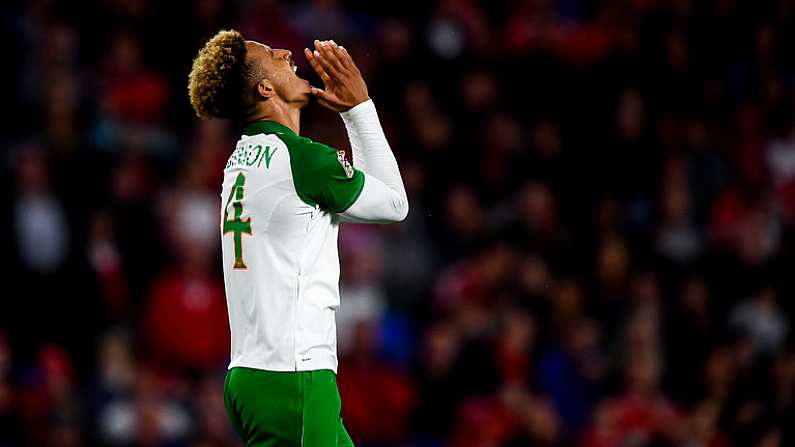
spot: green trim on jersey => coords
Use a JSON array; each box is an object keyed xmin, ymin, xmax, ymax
[
  {"xmin": 224, "ymin": 367, "xmax": 354, "ymax": 447},
  {"xmin": 243, "ymin": 121, "xmax": 294, "ymax": 137},
  {"xmin": 243, "ymin": 121, "xmax": 365, "ymax": 213}
]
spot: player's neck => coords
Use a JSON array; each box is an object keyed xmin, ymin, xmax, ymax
[{"xmin": 248, "ymin": 101, "xmax": 301, "ymax": 135}]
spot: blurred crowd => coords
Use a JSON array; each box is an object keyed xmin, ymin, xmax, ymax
[{"xmin": 3, "ymin": 0, "xmax": 795, "ymax": 446}]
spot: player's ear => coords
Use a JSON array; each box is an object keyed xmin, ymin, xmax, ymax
[{"xmin": 257, "ymin": 79, "xmax": 276, "ymax": 99}]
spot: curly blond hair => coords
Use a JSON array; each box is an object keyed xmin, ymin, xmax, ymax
[{"xmin": 188, "ymin": 30, "xmax": 252, "ymax": 119}]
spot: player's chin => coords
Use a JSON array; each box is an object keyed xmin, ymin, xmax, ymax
[
  {"xmin": 289, "ymin": 80, "xmax": 311, "ymax": 105},
  {"xmin": 296, "ymin": 90, "xmax": 313, "ymax": 107},
  {"xmin": 300, "ymin": 81, "xmax": 313, "ymax": 98}
]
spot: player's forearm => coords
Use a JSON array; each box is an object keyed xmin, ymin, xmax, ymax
[{"xmin": 340, "ymin": 100, "xmax": 407, "ymax": 201}]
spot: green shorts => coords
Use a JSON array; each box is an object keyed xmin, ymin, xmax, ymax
[{"xmin": 223, "ymin": 367, "xmax": 354, "ymax": 447}]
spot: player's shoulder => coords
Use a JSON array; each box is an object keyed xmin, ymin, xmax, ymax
[
  {"xmin": 239, "ymin": 121, "xmax": 345, "ymax": 177},
  {"xmin": 243, "ymin": 121, "xmax": 336, "ymax": 157},
  {"xmin": 273, "ymin": 135, "xmax": 343, "ymax": 177},
  {"xmin": 277, "ymin": 133, "xmax": 336, "ymax": 158}
]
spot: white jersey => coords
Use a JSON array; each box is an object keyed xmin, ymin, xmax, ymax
[
  {"xmin": 221, "ymin": 120, "xmax": 365, "ymax": 373},
  {"xmin": 221, "ymin": 100, "xmax": 408, "ymax": 374}
]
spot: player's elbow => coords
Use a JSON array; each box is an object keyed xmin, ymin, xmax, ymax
[
  {"xmin": 394, "ymin": 197, "xmax": 409, "ymax": 222},
  {"xmin": 384, "ymin": 194, "xmax": 409, "ymax": 223}
]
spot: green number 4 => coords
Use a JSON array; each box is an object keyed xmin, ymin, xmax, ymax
[{"xmin": 223, "ymin": 173, "xmax": 252, "ymax": 269}]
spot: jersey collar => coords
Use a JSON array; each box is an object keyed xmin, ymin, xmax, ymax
[{"xmin": 242, "ymin": 121, "xmax": 297, "ymax": 137}]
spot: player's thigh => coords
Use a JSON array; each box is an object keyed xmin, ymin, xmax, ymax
[
  {"xmin": 224, "ymin": 368, "xmax": 303, "ymax": 446},
  {"xmin": 302, "ymin": 370, "xmax": 354, "ymax": 447}
]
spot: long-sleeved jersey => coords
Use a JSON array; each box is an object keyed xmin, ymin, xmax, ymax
[{"xmin": 221, "ymin": 100, "xmax": 407, "ymax": 372}]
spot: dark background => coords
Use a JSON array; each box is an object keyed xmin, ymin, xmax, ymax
[{"xmin": 2, "ymin": 0, "xmax": 795, "ymax": 446}]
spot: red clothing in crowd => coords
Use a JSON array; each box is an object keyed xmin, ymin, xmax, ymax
[
  {"xmin": 145, "ymin": 270, "xmax": 229, "ymax": 369},
  {"xmin": 337, "ymin": 361, "xmax": 415, "ymax": 444}
]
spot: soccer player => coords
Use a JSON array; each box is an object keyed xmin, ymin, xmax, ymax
[{"xmin": 187, "ymin": 30, "xmax": 407, "ymax": 446}]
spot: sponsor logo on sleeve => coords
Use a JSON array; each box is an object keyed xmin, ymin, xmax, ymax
[{"xmin": 337, "ymin": 150, "xmax": 355, "ymax": 178}]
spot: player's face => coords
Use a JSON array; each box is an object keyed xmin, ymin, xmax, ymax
[{"xmin": 246, "ymin": 41, "xmax": 312, "ymax": 106}]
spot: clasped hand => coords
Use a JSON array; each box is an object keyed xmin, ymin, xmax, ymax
[{"xmin": 304, "ymin": 40, "xmax": 370, "ymax": 113}]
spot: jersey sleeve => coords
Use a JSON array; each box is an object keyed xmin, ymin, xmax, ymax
[{"xmin": 286, "ymin": 136, "xmax": 365, "ymax": 213}]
